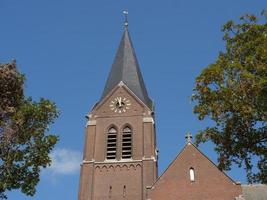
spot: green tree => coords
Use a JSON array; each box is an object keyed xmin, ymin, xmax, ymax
[
  {"xmin": 0, "ymin": 61, "xmax": 59, "ymax": 199},
  {"xmin": 192, "ymin": 11, "xmax": 267, "ymax": 183}
]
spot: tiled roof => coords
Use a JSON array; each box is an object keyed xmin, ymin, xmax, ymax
[
  {"xmin": 101, "ymin": 28, "xmax": 153, "ymax": 109},
  {"xmin": 241, "ymin": 184, "xmax": 267, "ymax": 200}
]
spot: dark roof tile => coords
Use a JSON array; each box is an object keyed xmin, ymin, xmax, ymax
[{"xmin": 101, "ymin": 28, "xmax": 153, "ymax": 109}]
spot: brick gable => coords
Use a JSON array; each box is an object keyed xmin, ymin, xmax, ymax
[{"xmin": 147, "ymin": 143, "xmax": 242, "ymax": 200}]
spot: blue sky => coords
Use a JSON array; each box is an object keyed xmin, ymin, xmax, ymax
[{"xmin": 1, "ymin": 0, "xmax": 266, "ymax": 199}]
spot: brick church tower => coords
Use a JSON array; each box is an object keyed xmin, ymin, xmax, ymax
[{"xmin": 78, "ymin": 22, "xmax": 158, "ymax": 200}]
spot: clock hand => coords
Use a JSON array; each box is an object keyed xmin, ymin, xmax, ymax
[
  {"xmin": 116, "ymin": 97, "xmax": 120, "ymax": 105},
  {"xmin": 119, "ymin": 97, "xmax": 122, "ymax": 107}
]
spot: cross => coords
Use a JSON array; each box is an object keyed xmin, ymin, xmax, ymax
[
  {"xmin": 123, "ymin": 10, "xmax": 129, "ymax": 27},
  {"xmin": 185, "ymin": 132, "xmax": 193, "ymax": 143}
]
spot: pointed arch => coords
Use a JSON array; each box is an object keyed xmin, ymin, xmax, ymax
[
  {"xmin": 122, "ymin": 125, "xmax": 132, "ymax": 159},
  {"xmin": 136, "ymin": 164, "xmax": 141, "ymax": 168},
  {"xmin": 106, "ymin": 126, "xmax": 117, "ymax": 160},
  {"xmin": 122, "ymin": 164, "xmax": 128, "ymax": 170},
  {"xmin": 108, "ymin": 165, "xmax": 115, "ymax": 171},
  {"xmin": 129, "ymin": 164, "xmax": 135, "ymax": 169}
]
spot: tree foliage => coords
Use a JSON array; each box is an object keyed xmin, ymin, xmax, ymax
[
  {"xmin": 192, "ymin": 11, "xmax": 267, "ymax": 183},
  {"xmin": 0, "ymin": 61, "xmax": 59, "ymax": 199}
]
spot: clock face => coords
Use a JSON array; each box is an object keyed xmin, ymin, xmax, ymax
[{"xmin": 109, "ymin": 97, "xmax": 131, "ymax": 113}]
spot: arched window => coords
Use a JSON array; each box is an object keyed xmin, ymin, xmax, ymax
[
  {"xmin": 109, "ymin": 186, "xmax": 112, "ymax": 198},
  {"xmin": 106, "ymin": 127, "xmax": 117, "ymax": 160},
  {"xmin": 122, "ymin": 126, "xmax": 132, "ymax": 159},
  {"xmin": 189, "ymin": 168, "xmax": 195, "ymax": 181},
  {"xmin": 123, "ymin": 185, "xmax": 126, "ymax": 198}
]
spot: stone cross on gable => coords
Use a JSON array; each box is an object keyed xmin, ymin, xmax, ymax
[{"xmin": 185, "ymin": 132, "xmax": 193, "ymax": 143}]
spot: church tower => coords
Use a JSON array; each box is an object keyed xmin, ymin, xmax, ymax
[{"xmin": 78, "ymin": 19, "xmax": 158, "ymax": 200}]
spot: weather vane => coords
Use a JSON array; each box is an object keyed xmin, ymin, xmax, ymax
[{"xmin": 123, "ymin": 10, "xmax": 128, "ymax": 28}]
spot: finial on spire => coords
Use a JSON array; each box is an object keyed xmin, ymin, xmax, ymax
[
  {"xmin": 185, "ymin": 132, "xmax": 193, "ymax": 143},
  {"xmin": 123, "ymin": 10, "xmax": 129, "ymax": 28}
]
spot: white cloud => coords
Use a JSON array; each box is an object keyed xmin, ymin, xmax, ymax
[{"xmin": 47, "ymin": 148, "xmax": 82, "ymax": 175}]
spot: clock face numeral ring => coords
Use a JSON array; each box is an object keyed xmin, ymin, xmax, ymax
[{"xmin": 109, "ymin": 97, "xmax": 131, "ymax": 113}]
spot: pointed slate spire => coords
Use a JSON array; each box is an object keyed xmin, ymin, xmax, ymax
[{"xmin": 101, "ymin": 27, "xmax": 153, "ymax": 109}]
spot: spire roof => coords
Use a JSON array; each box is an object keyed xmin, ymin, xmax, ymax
[{"xmin": 101, "ymin": 28, "xmax": 153, "ymax": 109}]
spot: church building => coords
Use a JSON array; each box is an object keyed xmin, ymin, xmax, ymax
[{"xmin": 78, "ymin": 16, "xmax": 266, "ymax": 200}]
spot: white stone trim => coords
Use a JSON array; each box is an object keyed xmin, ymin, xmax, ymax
[
  {"xmin": 82, "ymin": 160, "xmax": 95, "ymax": 164},
  {"xmin": 83, "ymin": 157, "xmax": 158, "ymax": 164},
  {"xmin": 142, "ymin": 156, "xmax": 157, "ymax": 162},
  {"xmin": 86, "ymin": 120, "xmax": 96, "ymax": 127},
  {"xmin": 95, "ymin": 159, "xmax": 142, "ymax": 164},
  {"xmin": 143, "ymin": 117, "xmax": 154, "ymax": 124},
  {"xmin": 118, "ymin": 81, "xmax": 124, "ymax": 86}
]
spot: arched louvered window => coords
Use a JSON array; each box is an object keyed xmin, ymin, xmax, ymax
[
  {"xmin": 189, "ymin": 168, "xmax": 195, "ymax": 181},
  {"xmin": 122, "ymin": 126, "xmax": 132, "ymax": 159},
  {"xmin": 106, "ymin": 127, "xmax": 117, "ymax": 160}
]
